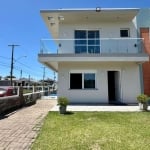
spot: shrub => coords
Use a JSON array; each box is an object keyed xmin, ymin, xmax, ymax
[
  {"xmin": 57, "ymin": 96, "xmax": 69, "ymax": 106},
  {"xmin": 137, "ymin": 94, "xmax": 149, "ymax": 103}
]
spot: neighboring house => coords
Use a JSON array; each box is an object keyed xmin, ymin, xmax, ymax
[
  {"xmin": 136, "ymin": 8, "xmax": 150, "ymax": 96},
  {"xmin": 0, "ymin": 77, "xmax": 40, "ymax": 86},
  {"xmin": 0, "ymin": 80, "xmax": 11, "ymax": 86},
  {"xmin": 38, "ymin": 8, "xmax": 149, "ymax": 104}
]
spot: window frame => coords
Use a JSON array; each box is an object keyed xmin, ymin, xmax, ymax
[
  {"xmin": 120, "ymin": 28, "xmax": 130, "ymax": 37},
  {"xmin": 70, "ymin": 73, "xmax": 82, "ymax": 89},
  {"xmin": 84, "ymin": 73, "xmax": 95, "ymax": 89},
  {"xmin": 70, "ymin": 71, "xmax": 96, "ymax": 90},
  {"xmin": 74, "ymin": 30, "xmax": 100, "ymax": 54}
]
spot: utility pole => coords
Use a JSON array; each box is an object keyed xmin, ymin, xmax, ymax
[
  {"xmin": 28, "ymin": 75, "xmax": 30, "ymax": 86},
  {"xmin": 8, "ymin": 44, "xmax": 19, "ymax": 86},
  {"xmin": 20, "ymin": 69, "xmax": 22, "ymax": 79},
  {"xmin": 41, "ymin": 67, "xmax": 45, "ymax": 96},
  {"xmin": 53, "ymin": 71, "xmax": 56, "ymax": 92},
  {"xmin": 54, "ymin": 71, "xmax": 56, "ymax": 82},
  {"xmin": 42, "ymin": 67, "xmax": 45, "ymax": 86}
]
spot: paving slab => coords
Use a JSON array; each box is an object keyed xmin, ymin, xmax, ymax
[{"xmin": 0, "ymin": 99, "xmax": 57, "ymax": 150}]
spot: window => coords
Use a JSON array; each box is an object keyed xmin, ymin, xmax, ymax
[
  {"xmin": 84, "ymin": 73, "xmax": 95, "ymax": 89},
  {"xmin": 70, "ymin": 73, "xmax": 95, "ymax": 89},
  {"xmin": 75, "ymin": 30, "xmax": 87, "ymax": 53},
  {"xmin": 70, "ymin": 73, "xmax": 82, "ymax": 89},
  {"xmin": 75, "ymin": 30, "xmax": 100, "ymax": 53},
  {"xmin": 120, "ymin": 29, "xmax": 130, "ymax": 37},
  {"xmin": 88, "ymin": 31, "xmax": 100, "ymax": 53}
]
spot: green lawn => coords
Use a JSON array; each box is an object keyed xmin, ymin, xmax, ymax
[{"xmin": 31, "ymin": 112, "xmax": 150, "ymax": 150}]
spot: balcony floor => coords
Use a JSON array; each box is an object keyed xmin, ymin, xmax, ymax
[{"xmin": 38, "ymin": 53, "xmax": 149, "ymax": 71}]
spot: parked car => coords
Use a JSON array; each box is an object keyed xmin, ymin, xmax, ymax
[{"xmin": 0, "ymin": 86, "xmax": 17, "ymax": 97}]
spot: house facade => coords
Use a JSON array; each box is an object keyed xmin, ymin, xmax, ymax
[{"xmin": 38, "ymin": 8, "xmax": 149, "ymax": 104}]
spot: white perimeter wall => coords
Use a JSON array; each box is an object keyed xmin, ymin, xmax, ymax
[{"xmin": 58, "ymin": 62, "xmax": 141, "ymax": 104}]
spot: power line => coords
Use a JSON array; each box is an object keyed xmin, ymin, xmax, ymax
[
  {"xmin": 0, "ymin": 59, "xmax": 53, "ymax": 79},
  {"xmin": 0, "ymin": 56, "xmax": 10, "ymax": 60},
  {"xmin": 0, "ymin": 55, "xmax": 54, "ymax": 80},
  {"xmin": 0, "ymin": 57, "xmax": 43, "ymax": 77},
  {"xmin": 0, "ymin": 61, "xmax": 42, "ymax": 78},
  {"xmin": 15, "ymin": 60, "xmax": 43, "ymax": 76},
  {"xmin": 0, "ymin": 62, "xmax": 10, "ymax": 68}
]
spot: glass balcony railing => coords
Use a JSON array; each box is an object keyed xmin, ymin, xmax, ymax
[{"xmin": 39, "ymin": 38, "xmax": 144, "ymax": 54}]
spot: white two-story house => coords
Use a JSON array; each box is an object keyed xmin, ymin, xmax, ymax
[{"xmin": 38, "ymin": 8, "xmax": 149, "ymax": 104}]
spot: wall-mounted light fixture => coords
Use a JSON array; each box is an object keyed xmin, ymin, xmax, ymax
[
  {"xmin": 48, "ymin": 16, "xmax": 55, "ymax": 26},
  {"xmin": 50, "ymin": 23, "xmax": 55, "ymax": 26},
  {"xmin": 48, "ymin": 16, "xmax": 54, "ymax": 21},
  {"xmin": 58, "ymin": 16, "xmax": 64, "ymax": 21},
  {"xmin": 96, "ymin": 7, "xmax": 101, "ymax": 12}
]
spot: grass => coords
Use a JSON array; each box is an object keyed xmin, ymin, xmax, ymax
[{"xmin": 31, "ymin": 112, "xmax": 150, "ymax": 150}]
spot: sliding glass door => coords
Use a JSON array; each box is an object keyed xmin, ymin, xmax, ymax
[{"xmin": 75, "ymin": 30, "xmax": 100, "ymax": 54}]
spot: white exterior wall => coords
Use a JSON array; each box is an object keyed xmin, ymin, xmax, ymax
[
  {"xmin": 56, "ymin": 17, "xmax": 141, "ymax": 104},
  {"xmin": 58, "ymin": 21, "xmax": 138, "ymax": 53},
  {"xmin": 58, "ymin": 62, "xmax": 141, "ymax": 104}
]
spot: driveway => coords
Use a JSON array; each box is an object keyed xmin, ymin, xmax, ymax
[{"xmin": 0, "ymin": 99, "xmax": 57, "ymax": 150}]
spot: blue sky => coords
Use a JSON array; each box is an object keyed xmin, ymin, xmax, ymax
[{"xmin": 0, "ymin": 0, "xmax": 149, "ymax": 80}]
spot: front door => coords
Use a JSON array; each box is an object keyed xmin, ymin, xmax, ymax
[{"xmin": 108, "ymin": 71, "xmax": 120, "ymax": 103}]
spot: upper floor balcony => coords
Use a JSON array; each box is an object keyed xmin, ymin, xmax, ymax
[
  {"xmin": 38, "ymin": 38, "xmax": 149, "ymax": 71},
  {"xmin": 40, "ymin": 38, "xmax": 146, "ymax": 54}
]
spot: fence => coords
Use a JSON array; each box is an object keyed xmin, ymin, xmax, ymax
[{"xmin": 0, "ymin": 86, "xmax": 49, "ymax": 115}]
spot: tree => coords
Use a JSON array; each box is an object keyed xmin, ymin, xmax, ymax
[{"xmin": 5, "ymin": 75, "xmax": 16, "ymax": 80}]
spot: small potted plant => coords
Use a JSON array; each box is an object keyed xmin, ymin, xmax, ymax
[
  {"xmin": 57, "ymin": 96, "xmax": 69, "ymax": 114},
  {"xmin": 137, "ymin": 94, "xmax": 149, "ymax": 111}
]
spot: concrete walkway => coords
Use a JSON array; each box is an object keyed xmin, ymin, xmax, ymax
[
  {"xmin": 51, "ymin": 105, "xmax": 150, "ymax": 112},
  {"xmin": 0, "ymin": 99, "xmax": 57, "ymax": 150}
]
